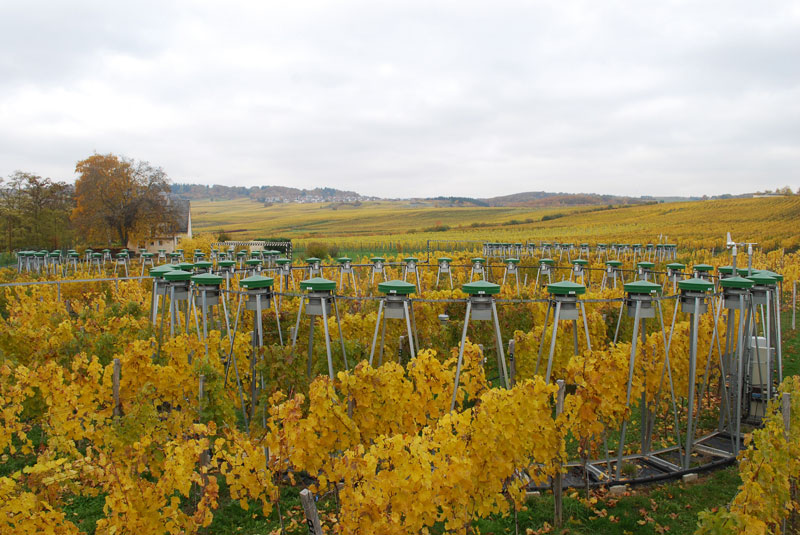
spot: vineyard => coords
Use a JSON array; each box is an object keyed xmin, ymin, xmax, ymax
[
  {"xmin": 192, "ymin": 196, "xmax": 800, "ymax": 253},
  {"xmin": 2, "ymin": 226, "xmax": 800, "ymax": 534}
]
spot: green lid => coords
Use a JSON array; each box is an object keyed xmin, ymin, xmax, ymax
[
  {"xmin": 693, "ymin": 264, "xmax": 714, "ymax": 272},
  {"xmin": 245, "ymin": 259, "xmax": 262, "ymax": 266},
  {"xmin": 217, "ymin": 260, "xmax": 236, "ymax": 268},
  {"xmin": 758, "ymin": 269, "xmax": 784, "ymax": 282},
  {"xmin": 68, "ymin": 251, "xmax": 79, "ymax": 257},
  {"xmin": 719, "ymin": 276, "xmax": 754, "ymax": 289},
  {"xmin": 717, "ymin": 266, "xmax": 750, "ymax": 276},
  {"xmin": 305, "ymin": 257, "xmax": 321, "ymax": 264},
  {"xmin": 102, "ymin": 248, "xmax": 110, "ymax": 252},
  {"xmin": 572, "ymin": 259, "xmax": 588, "ymax": 266},
  {"xmin": 300, "ymin": 277, "xmax": 336, "ymax": 291},
  {"xmin": 624, "ymin": 280, "xmax": 663, "ymax": 295},
  {"xmin": 547, "ymin": 280, "xmax": 586, "ymax": 296},
  {"xmin": 462, "ymin": 280, "xmax": 501, "ymax": 295},
  {"xmin": 239, "ymin": 275, "xmax": 274, "ymax": 289},
  {"xmin": 637, "ymin": 261, "xmax": 655, "ymax": 269},
  {"xmin": 471, "ymin": 258, "xmax": 486, "ymax": 264},
  {"xmin": 597, "ymin": 243, "xmax": 606, "ymax": 247},
  {"xmin": 194, "ymin": 261, "xmax": 213, "ymax": 269},
  {"xmin": 48, "ymin": 252, "xmax": 60, "ymax": 257},
  {"xmin": 163, "ymin": 269, "xmax": 193, "ymax": 282},
  {"xmin": 236, "ymin": 251, "xmax": 247, "ymax": 257},
  {"xmin": 169, "ymin": 252, "xmax": 180, "ymax": 257},
  {"xmin": 191, "ymin": 272, "xmax": 223, "ymax": 286},
  {"xmin": 378, "ymin": 279, "xmax": 416, "ymax": 295},
  {"xmin": 371, "ymin": 257, "xmax": 385, "ymax": 262},
  {"xmin": 606, "ymin": 260, "xmax": 622, "ymax": 267},
  {"xmin": 666, "ymin": 262, "xmax": 686, "ymax": 270},
  {"xmin": 276, "ymin": 258, "xmax": 291, "ymax": 265},
  {"xmin": 438, "ymin": 257, "xmax": 452, "ymax": 263},
  {"xmin": 149, "ymin": 264, "xmax": 176, "ymax": 278},
  {"xmin": 539, "ymin": 258, "xmax": 555, "ymax": 265},
  {"xmin": 250, "ymin": 251, "xmax": 261, "ymax": 257},
  {"xmin": 336, "ymin": 257, "xmax": 352, "ymax": 263},
  {"xmin": 116, "ymin": 252, "xmax": 128, "ymax": 258},
  {"xmin": 541, "ymin": 242, "xmax": 551, "ymax": 246},
  {"xmin": 142, "ymin": 252, "xmax": 154, "ymax": 258},
  {"xmin": 176, "ymin": 262, "xmax": 194, "ymax": 271},
  {"xmin": 92, "ymin": 252, "xmax": 102, "ymax": 258},
  {"xmin": 402, "ymin": 257, "xmax": 419, "ymax": 263},
  {"xmin": 194, "ymin": 252, "xmax": 205, "ymax": 258},
  {"xmin": 747, "ymin": 272, "xmax": 777, "ymax": 286},
  {"xmin": 506, "ymin": 258, "xmax": 520, "ymax": 264},
  {"xmin": 679, "ymin": 278, "xmax": 715, "ymax": 292}
]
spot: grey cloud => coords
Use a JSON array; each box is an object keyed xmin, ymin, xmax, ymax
[{"xmin": 1, "ymin": 1, "xmax": 799, "ymax": 197}]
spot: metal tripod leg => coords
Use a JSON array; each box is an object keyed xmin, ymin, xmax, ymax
[
  {"xmin": 491, "ymin": 300, "xmax": 510, "ymax": 388},
  {"xmin": 332, "ymin": 296, "xmax": 349, "ymax": 371},
  {"xmin": 409, "ymin": 300, "xmax": 420, "ymax": 356},
  {"xmin": 450, "ymin": 300, "xmax": 473, "ymax": 411},
  {"xmin": 683, "ymin": 297, "xmax": 701, "ymax": 469},
  {"xmin": 544, "ymin": 301, "xmax": 562, "ymax": 383},
  {"xmin": 403, "ymin": 301, "xmax": 415, "ymax": 358},
  {"xmin": 734, "ymin": 295, "xmax": 746, "ymax": 452},
  {"xmin": 320, "ymin": 299, "xmax": 335, "ymax": 379},
  {"xmin": 616, "ymin": 300, "xmax": 641, "ymax": 480},
  {"xmin": 272, "ymin": 294, "xmax": 283, "ymax": 346},
  {"xmin": 535, "ymin": 301, "xmax": 552, "ymax": 375},
  {"xmin": 369, "ymin": 299, "xmax": 385, "ymax": 365}
]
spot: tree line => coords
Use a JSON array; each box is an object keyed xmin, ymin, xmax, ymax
[{"xmin": 0, "ymin": 153, "xmax": 181, "ymax": 251}]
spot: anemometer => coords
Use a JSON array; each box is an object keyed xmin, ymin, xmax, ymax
[{"xmin": 726, "ymin": 232, "xmax": 757, "ymax": 275}]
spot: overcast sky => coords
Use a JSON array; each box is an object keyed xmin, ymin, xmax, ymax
[{"xmin": 1, "ymin": 1, "xmax": 799, "ymax": 198}]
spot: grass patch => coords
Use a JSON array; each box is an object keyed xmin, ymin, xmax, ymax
[
  {"xmin": 470, "ymin": 467, "xmax": 740, "ymax": 534},
  {"xmin": 62, "ymin": 494, "xmax": 106, "ymax": 534}
]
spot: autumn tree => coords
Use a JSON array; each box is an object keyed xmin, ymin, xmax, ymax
[
  {"xmin": 0, "ymin": 172, "xmax": 73, "ymax": 250},
  {"xmin": 71, "ymin": 154, "xmax": 178, "ymax": 246}
]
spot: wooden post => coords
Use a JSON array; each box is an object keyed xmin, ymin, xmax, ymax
[
  {"xmin": 398, "ymin": 335, "xmax": 405, "ymax": 364},
  {"xmin": 508, "ymin": 339, "xmax": 516, "ymax": 387},
  {"xmin": 112, "ymin": 358, "xmax": 121, "ymax": 417},
  {"xmin": 782, "ymin": 392, "xmax": 791, "ymax": 440},
  {"xmin": 198, "ymin": 374, "xmax": 210, "ymax": 485},
  {"xmin": 554, "ymin": 379, "xmax": 566, "ymax": 527},
  {"xmin": 300, "ymin": 488, "xmax": 324, "ymax": 535},
  {"xmin": 783, "ymin": 392, "xmax": 792, "ymax": 534}
]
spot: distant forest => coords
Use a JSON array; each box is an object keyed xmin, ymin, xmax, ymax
[{"xmin": 171, "ymin": 183, "xmax": 365, "ymax": 202}]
